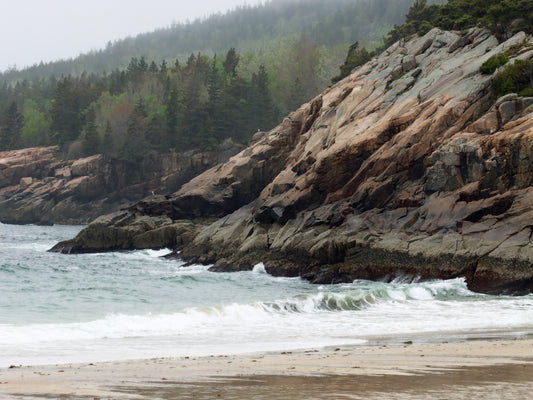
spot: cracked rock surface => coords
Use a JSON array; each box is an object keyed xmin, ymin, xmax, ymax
[{"xmin": 52, "ymin": 28, "xmax": 533, "ymax": 295}]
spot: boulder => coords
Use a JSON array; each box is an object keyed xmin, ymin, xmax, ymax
[
  {"xmin": 498, "ymin": 101, "xmax": 517, "ymax": 124},
  {"xmin": 401, "ymin": 55, "xmax": 417, "ymax": 73}
]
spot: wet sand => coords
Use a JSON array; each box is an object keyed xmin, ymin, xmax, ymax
[{"xmin": 1, "ymin": 338, "xmax": 532, "ymax": 399}]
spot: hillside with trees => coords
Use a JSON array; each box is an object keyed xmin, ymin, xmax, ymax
[
  {"xmin": 0, "ymin": 50, "xmax": 280, "ymax": 163},
  {"xmin": 1, "ymin": 0, "xmax": 432, "ymax": 161},
  {"xmin": 0, "ymin": 0, "xmax": 418, "ymax": 83},
  {"xmin": 332, "ymin": 0, "xmax": 533, "ymax": 85},
  {"xmin": 383, "ymin": 0, "xmax": 533, "ymax": 49}
]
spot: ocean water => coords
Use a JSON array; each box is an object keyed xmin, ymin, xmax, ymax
[{"xmin": 0, "ymin": 223, "xmax": 532, "ymax": 368}]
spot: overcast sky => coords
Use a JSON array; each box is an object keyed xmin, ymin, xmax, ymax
[{"xmin": 0, "ymin": 0, "xmax": 265, "ymax": 72}]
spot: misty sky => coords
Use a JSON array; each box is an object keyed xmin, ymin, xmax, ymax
[{"xmin": 0, "ymin": 0, "xmax": 265, "ymax": 72}]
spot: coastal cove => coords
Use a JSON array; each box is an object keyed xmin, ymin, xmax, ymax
[
  {"xmin": 2, "ymin": 2, "xmax": 533, "ymax": 398},
  {"xmin": 1, "ymin": 224, "xmax": 532, "ymax": 371},
  {"xmin": 50, "ymin": 27, "xmax": 533, "ymax": 295}
]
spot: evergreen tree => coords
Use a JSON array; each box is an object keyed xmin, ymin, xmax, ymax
[
  {"xmin": 251, "ymin": 65, "xmax": 278, "ymax": 131},
  {"xmin": 0, "ymin": 101, "xmax": 24, "ymax": 150},
  {"xmin": 166, "ymin": 88, "xmax": 181, "ymax": 148},
  {"xmin": 223, "ymin": 76, "xmax": 253, "ymax": 143},
  {"xmin": 223, "ymin": 48, "xmax": 240, "ymax": 78},
  {"xmin": 50, "ymin": 76, "xmax": 83, "ymax": 146},
  {"xmin": 139, "ymin": 56, "xmax": 148, "ymax": 73},
  {"xmin": 208, "ymin": 56, "xmax": 223, "ymax": 105},
  {"xmin": 331, "ymin": 42, "xmax": 370, "ymax": 84},
  {"xmin": 148, "ymin": 61, "xmax": 159, "ymax": 74},
  {"xmin": 101, "ymin": 121, "xmax": 114, "ymax": 155},
  {"xmin": 120, "ymin": 99, "xmax": 148, "ymax": 165},
  {"xmin": 207, "ymin": 56, "xmax": 225, "ymax": 141},
  {"xmin": 159, "ymin": 60, "xmax": 168, "ymax": 78},
  {"xmin": 148, "ymin": 114, "xmax": 167, "ymax": 152},
  {"xmin": 110, "ymin": 69, "xmax": 127, "ymax": 95},
  {"xmin": 82, "ymin": 109, "xmax": 100, "ymax": 156}
]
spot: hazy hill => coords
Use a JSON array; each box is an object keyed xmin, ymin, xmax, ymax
[{"xmin": 0, "ymin": 0, "xmax": 417, "ymax": 83}]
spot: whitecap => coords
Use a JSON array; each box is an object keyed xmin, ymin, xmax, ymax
[{"xmin": 253, "ymin": 262, "xmax": 267, "ymax": 274}]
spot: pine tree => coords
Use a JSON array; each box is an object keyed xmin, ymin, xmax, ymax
[
  {"xmin": 331, "ymin": 42, "xmax": 370, "ymax": 84},
  {"xmin": 223, "ymin": 48, "xmax": 240, "ymax": 78},
  {"xmin": 0, "ymin": 101, "xmax": 24, "ymax": 150},
  {"xmin": 139, "ymin": 56, "xmax": 148, "ymax": 73},
  {"xmin": 120, "ymin": 100, "xmax": 148, "ymax": 165},
  {"xmin": 101, "ymin": 121, "xmax": 114, "ymax": 155},
  {"xmin": 148, "ymin": 61, "xmax": 159, "ymax": 74},
  {"xmin": 82, "ymin": 109, "xmax": 100, "ymax": 156},
  {"xmin": 251, "ymin": 65, "xmax": 278, "ymax": 132},
  {"xmin": 148, "ymin": 114, "xmax": 167, "ymax": 152},
  {"xmin": 50, "ymin": 76, "xmax": 82, "ymax": 146},
  {"xmin": 166, "ymin": 88, "xmax": 180, "ymax": 148}
]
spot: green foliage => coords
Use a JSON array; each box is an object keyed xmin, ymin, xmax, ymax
[
  {"xmin": 501, "ymin": 43, "xmax": 533, "ymax": 65},
  {"xmin": 20, "ymin": 99, "xmax": 50, "ymax": 147},
  {"xmin": 0, "ymin": 0, "xmax": 415, "ymax": 84},
  {"xmin": 331, "ymin": 42, "xmax": 371, "ymax": 83},
  {"xmin": 382, "ymin": 0, "xmax": 533, "ymax": 50},
  {"xmin": 119, "ymin": 99, "xmax": 148, "ymax": 165},
  {"xmin": 223, "ymin": 48, "xmax": 240, "ymax": 78},
  {"xmin": 82, "ymin": 109, "xmax": 100, "ymax": 156},
  {"xmin": 49, "ymin": 75, "xmax": 102, "ymax": 148},
  {"xmin": 519, "ymin": 87, "xmax": 533, "ymax": 96},
  {"xmin": 382, "ymin": 1, "xmax": 442, "ymax": 49},
  {"xmin": 0, "ymin": 0, "xmax": 448, "ymax": 159},
  {"xmin": 480, "ymin": 53, "xmax": 509, "ymax": 74},
  {"xmin": 0, "ymin": 101, "xmax": 24, "ymax": 150},
  {"xmin": 492, "ymin": 59, "xmax": 533, "ymax": 98},
  {"xmin": 0, "ymin": 49, "xmax": 280, "ymax": 158}
]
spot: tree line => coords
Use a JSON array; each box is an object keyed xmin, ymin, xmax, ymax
[
  {"xmin": 0, "ymin": 0, "xmax": 425, "ymax": 163},
  {"xmin": 332, "ymin": 0, "xmax": 532, "ymax": 83},
  {"xmin": 9, "ymin": 0, "xmax": 526, "ymax": 163},
  {"xmin": 0, "ymin": 49, "xmax": 280, "ymax": 164},
  {"xmin": 383, "ymin": 0, "xmax": 533, "ymax": 49},
  {"xmin": 0, "ymin": 0, "xmax": 417, "ymax": 84}
]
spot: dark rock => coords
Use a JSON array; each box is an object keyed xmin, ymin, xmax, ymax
[
  {"xmin": 522, "ymin": 97, "xmax": 533, "ymax": 110},
  {"xmin": 401, "ymin": 55, "xmax": 417, "ymax": 73},
  {"xmin": 495, "ymin": 93, "xmax": 518, "ymax": 107},
  {"xmin": 391, "ymin": 65, "xmax": 403, "ymax": 80},
  {"xmin": 254, "ymin": 206, "xmax": 288, "ymax": 224},
  {"xmin": 49, "ymin": 212, "xmax": 202, "ymax": 254},
  {"xmin": 415, "ymin": 39, "xmax": 433, "ymax": 55},
  {"xmin": 448, "ymin": 34, "xmax": 473, "ymax": 53},
  {"xmin": 498, "ymin": 101, "xmax": 517, "ymax": 124}
]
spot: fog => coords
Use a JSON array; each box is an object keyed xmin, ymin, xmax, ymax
[{"xmin": 0, "ymin": 0, "xmax": 265, "ymax": 72}]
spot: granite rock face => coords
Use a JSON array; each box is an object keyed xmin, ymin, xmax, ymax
[
  {"xmin": 0, "ymin": 142, "xmax": 242, "ymax": 224},
  {"xmin": 52, "ymin": 28, "xmax": 533, "ymax": 294},
  {"xmin": 49, "ymin": 210, "xmax": 202, "ymax": 253}
]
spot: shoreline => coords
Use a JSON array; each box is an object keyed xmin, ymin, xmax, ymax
[{"xmin": 1, "ymin": 337, "xmax": 532, "ymax": 399}]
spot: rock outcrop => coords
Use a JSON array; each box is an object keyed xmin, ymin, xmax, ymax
[
  {"xmin": 51, "ymin": 28, "xmax": 533, "ymax": 295},
  {"xmin": 0, "ymin": 141, "xmax": 242, "ymax": 224}
]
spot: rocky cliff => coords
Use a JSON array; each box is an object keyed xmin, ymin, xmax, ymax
[
  {"xmin": 0, "ymin": 140, "xmax": 242, "ymax": 224},
  {"xmin": 51, "ymin": 28, "xmax": 533, "ymax": 294}
]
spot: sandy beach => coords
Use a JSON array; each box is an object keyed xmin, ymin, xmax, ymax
[{"xmin": 1, "ymin": 338, "xmax": 532, "ymax": 399}]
